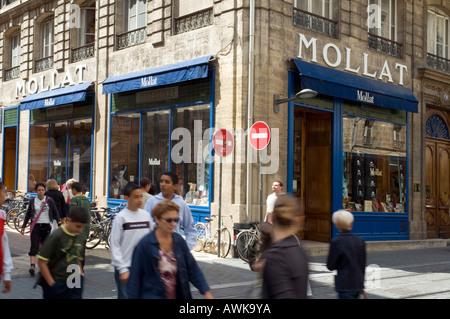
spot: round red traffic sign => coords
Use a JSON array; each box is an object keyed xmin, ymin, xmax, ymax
[
  {"xmin": 249, "ymin": 121, "xmax": 271, "ymax": 150},
  {"xmin": 212, "ymin": 129, "xmax": 234, "ymax": 157}
]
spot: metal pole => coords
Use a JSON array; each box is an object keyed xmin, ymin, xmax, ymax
[
  {"xmin": 217, "ymin": 160, "xmax": 222, "ymax": 257},
  {"xmin": 259, "ymin": 153, "xmax": 263, "ymax": 222}
]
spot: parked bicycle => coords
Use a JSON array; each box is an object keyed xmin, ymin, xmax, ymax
[
  {"xmin": 193, "ymin": 214, "xmax": 232, "ymax": 258},
  {"xmin": 85, "ymin": 202, "xmax": 126, "ymax": 249},
  {"xmin": 234, "ymin": 221, "xmax": 260, "ymax": 263}
]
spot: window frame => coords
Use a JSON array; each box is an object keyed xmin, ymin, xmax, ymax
[
  {"xmin": 40, "ymin": 18, "xmax": 54, "ymax": 59},
  {"xmin": 295, "ymin": 0, "xmax": 333, "ymax": 19},
  {"xmin": 368, "ymin": 0, "xmax": 398, "ymax": 41},
  {"xmin": 124, "ymin": 0, "xmax": 147, "ymax": 32},
  {"xmin": 427, "ymin": 8, "xmax": 450, "ymax": 59}
]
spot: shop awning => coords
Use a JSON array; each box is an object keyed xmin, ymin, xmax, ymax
[
  {"xmin": 102, "ymin": 55, "xmax": 213, "ymax": 94},
  {"xmin": 20, "ymin": 82, "xmax": 93, "ymax": 111},
  {"xmin": 293, "ymin": 59, "xmax": 419, "ymax": 113}
]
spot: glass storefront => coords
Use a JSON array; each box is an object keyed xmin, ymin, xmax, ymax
[
  {"xmin": 28, "ymin": 97, "xmax": 93, "ymax": 194},
  {"xmin": 109, "ymin": 78, "xmax": 212, "ymax": 207}
]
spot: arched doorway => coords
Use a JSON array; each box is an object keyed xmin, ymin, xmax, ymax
[{"xmin": 425, "ymin": 112, "xmax": 450, "ymax": 238}]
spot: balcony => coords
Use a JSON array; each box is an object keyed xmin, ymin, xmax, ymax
[
  {"xmin": 34, "ymin": 56, "xmax": 53, "ymax": 73},
  {"xmin": 117, "ymin": 27, "xmax": 146, "ymax": 50},
  {"xmin": 4, "ymin": 66, "xmax": 20, "ymax": 81},
  {"xmin": 427, "ymin": 53, "xmax": 450, "ymax": 74},
  {"xmin": 368, "ymin": 33, "xmax": 402, "ymax": 58},
  {"xmin": 175, "ymin": 8, "xmax": 213, "ymax": 35},
  {"xmin": 293, "ymin": 8, "xmax": 338, "ymax": 38},
  {"xmin": 71, "ymin": 43, "xmax": 95, "ymax": 63}
]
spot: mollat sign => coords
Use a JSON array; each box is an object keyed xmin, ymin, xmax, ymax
[
  {"xmin": 15, "ymin": 64, "xmax": 87, "ymax": 99},
  {"xmin": 297, "ymin": 33, "xmax": 408, "ymax": 86}
]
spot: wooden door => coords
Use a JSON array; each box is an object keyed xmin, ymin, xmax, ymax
[
  {"xmin": 304, "ymin": 112, "xmax": 332, "ymax": 242},
  {"xmin": 426, "ymin": 141, "xmax": 450, "ymax": 238},
  {"xmin": 3, "ymin": 127, "xmax": 17, "ymax": 192}
]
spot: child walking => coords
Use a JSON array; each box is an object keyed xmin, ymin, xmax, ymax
[
  {"xmin": 110, "ymin": 182, "xmax": 153, "ymax": 299},
  {"xmin": 37, "ymin": 206, "xmax": 90, "ymax": 299}
]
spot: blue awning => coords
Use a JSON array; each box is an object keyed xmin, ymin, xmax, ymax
[
  {"xmin": 293, "ymin": 59, "xmax": 418, "ymax": 113},
  {"xmin": 20, "ymin": 82, "xmax": 93, "ymax": 111},
  {"xmin": 102, "ymin": 56, "xmax": 213, "ymax": 94}
]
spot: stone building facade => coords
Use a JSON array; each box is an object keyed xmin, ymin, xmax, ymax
[{"xmin": 0, "ymin": 0, "xmax": 449, "ymax": 242}]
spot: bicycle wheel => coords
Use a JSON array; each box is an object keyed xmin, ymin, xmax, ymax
[
  {"xmin": 6, "ymin": 208, "xmax": 19, "ymax": 229},
  {"xmin": 212, "ymin": 228, "xmax": 232, "ymax": 258},
  {"xmin": 193, "ymin": 223, "xmax": 207, "ymax": 252},
  {"xmin": 14, "ymin": 211, "xmax": 29, "ymax": 233},
  {"xmin": 235, "ymin": 230, "xmax": 258, "ymax": 263},
  {"xmin": 85, "ymin": 224, "xmax": 102, "ymax": 249}
]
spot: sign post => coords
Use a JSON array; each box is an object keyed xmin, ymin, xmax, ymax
[
  {"xmin": 249, "ymin": 121, "xmax": 271, "ymax": 222},
  {"xmin": 212, "ymin": 129, "xmax": 234, "ymax": 257}
]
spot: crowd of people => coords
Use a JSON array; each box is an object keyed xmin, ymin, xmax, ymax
[{"xmin": 0, "ymin": 172, "xmax": 367, "ymax": 300}]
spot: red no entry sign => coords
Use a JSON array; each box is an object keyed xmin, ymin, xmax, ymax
[
  {"xmin": 249, "ymin": 121, "xmax": 271, "ymax": 150},
  {"xmin": 212, "ymin": 129, "xmax": 234, "ymax": 157}
]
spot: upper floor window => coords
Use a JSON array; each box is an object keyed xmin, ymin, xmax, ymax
[
  {"xmin": 428, "ymin": 8, "xmax": 449, "ymax": 59},
  {"xmin": 368, "ymin": 0, "xmax": 397, "ymax": 41},
  {"xmin": 125, "ymin": 0, "xmax": 146, "ymax": 32},
  {"xmin": 175, "ymin": 0, "xmax": 213, "ymax": 34},
  {"xmin": 41, "ymin": 18, "xmax": 54, "ymax": 59},
  {"xmin": 293, "ymin": 0, "xmax": 338, "ymax": 38},
  {"xmin": 79, "ymin": 7, "xmax": 96, "ymax": 46},
  {"xmin": 71, "ymin": 3, "xmax": 96, "ymax": 63},
  {"xmin": 11, "ymin": 33, "xmax": 20, "ymax": 68},
  {"xmin": 295, "ymin": 0, "xmax": 333, "ymax": 20},
  {"xmin": 427, "ymin": 8, "xmax": 450, "ymax": 73}
]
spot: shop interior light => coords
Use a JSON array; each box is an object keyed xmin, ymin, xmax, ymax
[{"xmin": 273, "ymin": 89, "xmax": 318, "ymax": 113}]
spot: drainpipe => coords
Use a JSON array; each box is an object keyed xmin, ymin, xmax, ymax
[
  {"xmin": 93, "ymin": 0, "xmax": 100, "ymax": 200},
  {"xmin": 246, "ymin": 0, "xmax": 255, "ymax": 220}
]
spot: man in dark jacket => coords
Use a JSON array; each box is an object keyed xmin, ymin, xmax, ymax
[{"xmin": 327, "ymin": 209, "xmax": 366, "ymax": 299}]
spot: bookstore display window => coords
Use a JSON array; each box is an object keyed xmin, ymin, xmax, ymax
[
  {"xmin": 28, "ymin": 103, "xmax": 93, "ymax": 194},
  {"xmin": 342, "ymin": 115, "xmax": 406, "ymax": 213}
]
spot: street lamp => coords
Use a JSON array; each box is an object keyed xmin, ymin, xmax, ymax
[{"xmin": 273, "ymin": 89, "xmax": 318, "ymax": 113}]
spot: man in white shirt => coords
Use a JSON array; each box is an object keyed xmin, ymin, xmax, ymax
[
  {"xmin": 265, "ymin": 181, "xmax": 283, "ymax": 224},
  {"xmin": 110, "ymin": 183, "xmax": 153, "ymax": 299}
]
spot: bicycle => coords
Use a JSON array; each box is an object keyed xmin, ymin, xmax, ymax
[
  {"xmin": 234, "ymin": 221, "xmax": 260, "ymax": 263},
  {"xmin": 193, "ymin": 214, "xmax": 232, "ymax": 258},
  {"xmin": 85, "ymin": 202, "xmax": 125, "ymax": 249}
]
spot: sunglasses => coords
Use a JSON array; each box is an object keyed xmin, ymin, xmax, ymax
[{"xmin": 163, "ymin": 217, "xmax": 180, "ymax": 224}]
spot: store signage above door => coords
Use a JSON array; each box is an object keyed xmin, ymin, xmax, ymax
[
  {"xmin": 297, "ymin": 33, "xmax": 408, "ymax": 86},
  {"xmin": 15, "ymin": 64, "xmax": 87, "ymax": 99}
]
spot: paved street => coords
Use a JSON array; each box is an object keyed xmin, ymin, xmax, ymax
[{"xmin": 3, "ymin": 226, "xmax": 450, "ymax": 299}]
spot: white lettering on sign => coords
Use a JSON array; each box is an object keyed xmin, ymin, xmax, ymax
[
  {"xmin": 297, "ymin": 33, "xmax": 408, "ymax": 86},
  {"xmin": 44, "ymin": 98, "xmax": 56, "ymax": 107},
  {"xmin": 141, "ymin": 76, "xmax": 157, "ymax": 87},
  {"xmin": 251, "ymin": 133, "xmax": 269, "ymax": 139},
  {"xmin": 15, "ymin": 64, "xmax": 87, "ymax": 99},
  {"xmin": 357, "ymin": 90, "xmax": 375, "ymax": 104}
]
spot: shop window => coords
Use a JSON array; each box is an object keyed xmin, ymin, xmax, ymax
[
  {"xmin": 28, "ymin": 103, "xmax": 93, "ymax": 194},
  {"xmin": 109, "ymin": 105, "xmax": 211, "ymax": 206},
  {"xmin": 427, "ymin": 8, "xmax": 450, "ymax": 73},
  {"xmin": 342, "ymin": 115, "xmax": 406, "ymax": 213},
  {"xmin": 109, "ymin": 113, "xmax": 140, "ymax": 198}
]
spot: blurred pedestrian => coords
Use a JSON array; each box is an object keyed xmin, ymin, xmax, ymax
[
  {"xmin": 265, "ymin": 181, "xmax": 283, "ymax": 224},
  {"xmin": 37, "ymin": 206, "xmax": 89, "ymax": 299},
  {"xmin": 140, "ymin": 177, "xmax": 153, "ymax": 206},
  {"xmin": 45, "ymin": 179, "xmax": 66, "ymax": 221},
  {"xmin": 69, "ymin": 182, "xmax": 92, "ymax": 270},
  {"xmin": 110, "ymin": 183, "xmax": 152, "ymax": 299},
  {"xmin": 143, "ymin": 171, "xmax": 197, "ymax": 250},
  {"xmin": 0, "ymin": 181, "xmax": 13, "ymax": 293},
  {"xmin": 63, "ymin": 178, "xmax": 76, "ymax": 220},
  {"xmin": 21, "ymin": 182, "xmax": 60, "ymax": 276},
  {"xmin": 128, "ymin": 200, "xmax": 213, "ymax": 299},
  {"xmin": 326, "ymin": 209, "xmax": 366, "ymax": 299},
  {"xmin": 262, "ymin": 194, "xmax": 309, "ymax": 299}
]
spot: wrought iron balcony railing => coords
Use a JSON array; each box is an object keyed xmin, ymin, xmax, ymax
[
  {"xmin": 427, "ymin": 53, "xmax": 450, "ymax": 74},
  {"xmin": 117, "ymin": 27, "xmax": 146, "ymax": 50},
  {"xmin": 34, "ymin": 56, "xmax": 53, "ymax": 73},
  {"xmin": 175, "ymin": 8, "xmax": 213, "ymax": 34},
  {"xmin": 71, "ymin": 42, "xmax": 95, "ymax": 63},
  {"xmin": 368, "ymin": 33, "xmax": 402, "ymax": 58},
  {"xmin": 4, "ymin": 66, "xmax": 20, "ymax": 81},
  {"xmin": 293, "ymin": 8, "xmax": 338, "ymax": 38}
]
